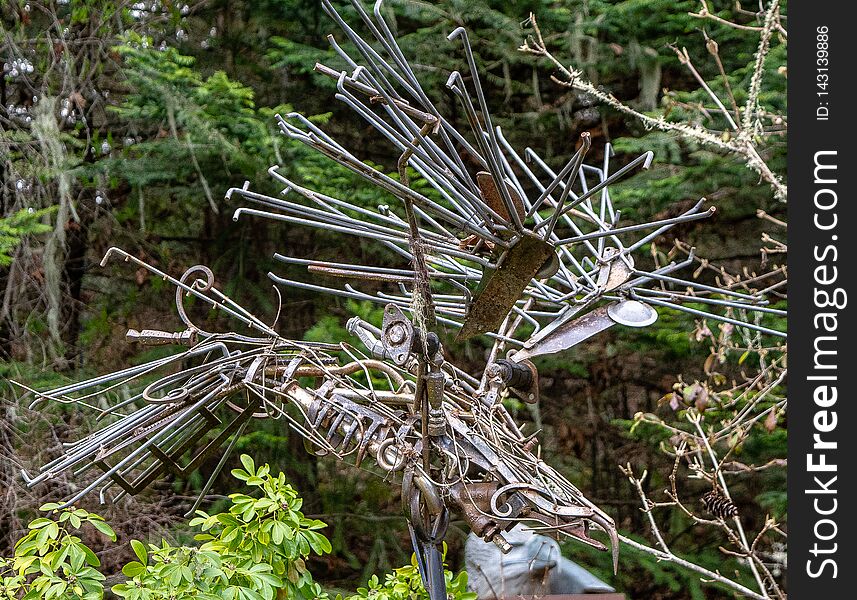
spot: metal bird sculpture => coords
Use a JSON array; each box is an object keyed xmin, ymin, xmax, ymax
[
  {"xmin": 17, "ymin": 249, "xmax": 620, "ymax": 598},
  {"xmin": 18, "ymin": 2, "xmax": 785, "ymax": 599}
]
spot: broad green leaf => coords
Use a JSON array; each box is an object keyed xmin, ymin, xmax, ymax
[
  {"xmin": 121, "ymin": 561, "xmax": 146, "ymax": 578},
  {"xmin": 231, "ymin": 468, "xmax": 250, "ymax": 481},
  {"xmin": 27, "ymin": 518, "xmax": 53, "ymax": 530},
  {"xmin": 90, "ymin": 519, "xmax": 116, "ymax": 541},
  {"xmin": 239, "ymin": 454, "xmax": 255, "ymax": 475},
  {"xmin": 80, "ymin": 545, "xmax": 101, "ymax": 567},
  {"xmin": 130, "ymin": 539, "xmax": 148, "ymax": 565}
]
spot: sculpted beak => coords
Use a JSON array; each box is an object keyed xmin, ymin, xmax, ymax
[{"xmin": 590, "ymin": 511, "xmax": 620, "ymax": 574}]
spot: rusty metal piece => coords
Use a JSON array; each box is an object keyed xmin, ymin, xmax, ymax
[
  {"xmin": 511, "ymin": 305, "xmax": 616, "ymax": 363},
  {"xmin": 284, "ymin": 381, "xmax": 394, "ymax": 467},
  {"xmin": 495, "ymin": 358, "xmax": 533, "ymax": 390},
  {"xmin": 425, "ymin": 370, "xmax": 446, "ymax": 436},
  {"xmin": 457, "ymin": 233, "xmax": 555, "ymax": 340},
  {"xmin": 596, "ymin": 247, "xmax": 633, "ymax": 291},
  {"xmin": 483, "ymin": 358, "xmax": 539, "ymax": 404},
  {"xmin": 382, "ymin": 304, "xmax": 416, "ymax": 365},
  {"xmin": 476, "ymin": 171, "xmax": 525, "ymax": 226},
  {"xmin": 535, "ymin": 251, "xmax": 561, "ymax": 279},
  {"xmin": 447, "ymin": 481, "xmax": 502, "ymax": 539},
  {"xmin": 497, "ymin": 358, "xmax": 540, "ymax": 404},
  {"xmin": 307, "ymin": 264, "xmax": 406, "ymax": 283},
  {"xmin": 482, "ymin": 364, "xmax": 505, "ymax": 407},
  {"xmin": 491, "ymin": 533, "xmax": 512, "ymax": 553},
  {"xmin": 458, "ymin": 233, "xmax": 495, "ymax": 253}
]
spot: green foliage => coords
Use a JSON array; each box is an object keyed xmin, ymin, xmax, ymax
[
  {"xmin": 108, "ymin": 33, "xmax": 288, "ymax": 194},
  {"xmin": 115, "ymin": 455, "xmax": 329, "ymax": 600},
  {"xmin": 755, "ymin": 490, "xmax": 787, "ymax": 521},
  {"xmin": 0, "ymin": 504, "xmax": 113, "ymax": 600},
  {"xmin": 0, "ymin": 458, "xmax": 334, "ymax": 600},
  {"xmin": 531, "ymin": 352, "xmax": 591, "ymax": 379},
  {"xmin": 113, "ymin": 540, "xmax": 288, "ymax": 600},
  {"xmin": 345, "ymin": 549, "xmax": 475, "ymax": 600},
  {"xmin": 0, "ymin": 208, "xmax": 56, "ymax": 267},
  {"xmin": 0, "ymin": 459, "xmax": 481, "ymax": 600}
]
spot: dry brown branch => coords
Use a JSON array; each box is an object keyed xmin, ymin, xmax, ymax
[
  {"xmin": 690, "ymin": 1, "xmax": 787, "ymax": 38},
  {"xmin": 520, "ymin": 2, "xmax": 787, "ymax": 200},
  {"xmin": 620, "ymin": 462, "xmax": 775, "ymax": 599}
]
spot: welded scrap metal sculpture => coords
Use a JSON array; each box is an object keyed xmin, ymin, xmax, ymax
[
  {"xmin": 19, "ymin": 250, "xmax": 619, "ymax": 600},
  {"xmin": 19, "ymin": 2, "xmax": 785, "ymax": 599}
]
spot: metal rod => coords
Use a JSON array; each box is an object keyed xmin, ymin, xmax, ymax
[
  {"xmin": 557, "ymin": 206, "xmax": 716, "ymax": 245},
  {"xmin": 633, "ymin": 293, "xmax": 785, "ymax": 337}
]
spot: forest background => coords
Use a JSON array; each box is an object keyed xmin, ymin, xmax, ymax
[{"xmin": 0, "ymin": 1, "xmax": 787, "ymax": 598}]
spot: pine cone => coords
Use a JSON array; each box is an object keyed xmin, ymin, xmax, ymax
[{"xmin": 700, "ymin": 489, "xmax": 738, "ymax": 518}]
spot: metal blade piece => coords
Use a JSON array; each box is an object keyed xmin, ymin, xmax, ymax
[
  {"xmin": 512, "ymin": 299, "xmax": 659, "ymax": 362},
  {"xmin": 457, "ymin": 233, "xmax": 555, "ymax": 340},
  {"xmin": 409, "ymin": 523, "xmax": 448, "ymax": 600},
  {"xmin": 511, "ymin": 305, "xmax": 615, "ymax": 362}
]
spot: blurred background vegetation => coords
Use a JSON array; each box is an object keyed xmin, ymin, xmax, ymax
[{"xmin": 1, "ymin": 1, "xmax": 786, "ymax": 598}]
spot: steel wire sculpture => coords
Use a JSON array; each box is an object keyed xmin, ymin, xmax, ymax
[{"xmin": 18, "ymin": 2, "xmax": 786, "ymax": 598}]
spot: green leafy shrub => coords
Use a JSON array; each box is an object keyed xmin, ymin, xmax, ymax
[
  {"xmin": 114, "ymin": 454, "xmax": 330, "ymax": 600},
  {"xmin": 345, "ymin": 549, "xmax": 475, "ymax": 600},
  {"xmin": 0, "ymin": 504, "xmax": 113, "ymax": 600},
  {"xmin": 1, "ymin": 457, "xmax": 475, "ymax": 600},
  {"xmin": 1, "ymin": 457, "xmax": 330, "ymax": 600}
]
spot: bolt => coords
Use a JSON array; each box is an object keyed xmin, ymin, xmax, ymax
[{"xmin": 388, "ymin": 322, "xmax": 406, "ymax": 344}]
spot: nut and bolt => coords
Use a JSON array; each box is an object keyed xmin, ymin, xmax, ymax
[{"xmin": 388, "ymin": 322, "xmax": 407, "ymax": 344}]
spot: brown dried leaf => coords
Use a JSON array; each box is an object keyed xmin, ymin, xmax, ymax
[
  {"xmin": 684, "ymin": 382, "xmax": 709, "ymax": 413},
  {"xmin": 658, "ymin": 392, "xmax": 681, "ymax": 411},
  {"xmin": 669, "ymin": 393, "xmax": 680, "ymax": 411},
  {"xmin": 695, "ymin": 321, "xmax": 713, "ymax": 342},
  {"xmin": 703, "ymin": 353, "xmax": 716, "ymax": 375},
  {"xmin": 764, "ymin": 410, "xmax": 778, "ymax": 432}
]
